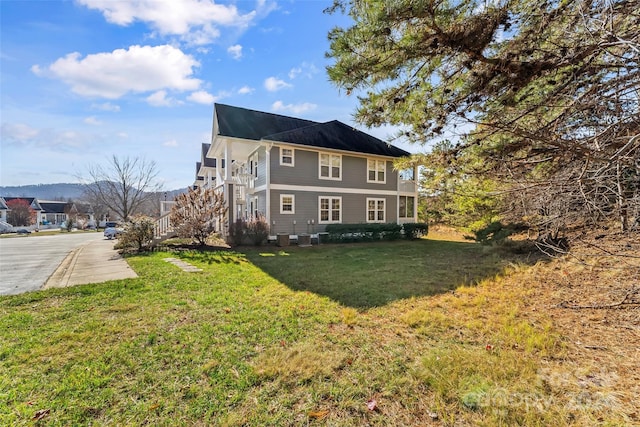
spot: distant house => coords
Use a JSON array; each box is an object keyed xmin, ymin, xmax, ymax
[
  {"xmin": 0, "ymin": 198, "xmax": 8, "ymax": 222},
  {"xmin": 192, "ymin": 104, "xmax": 417, "ymax": 239},
  {"xmin": 2, "ymin": 197, "xmax": 44, "ymax": 225},
  {"xmin": 38, "ymin": 200, "xmax": 95, "ymax": 227},
  {"xmin": 39, "ymin": 201, "xmax": 78, "ymax": 225}
]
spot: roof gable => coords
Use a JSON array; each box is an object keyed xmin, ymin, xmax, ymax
[
  {"xmin": 264, "ymin": 120, "xmax": 410, "ymax": 158},
  {"xmin": 214, "ymin": 103, "xmax": 317, "ymax": 141}
]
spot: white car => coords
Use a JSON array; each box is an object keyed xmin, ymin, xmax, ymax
[{"xmin": 104, "ymin": 227, "xmax": 121, "ymax": 239}]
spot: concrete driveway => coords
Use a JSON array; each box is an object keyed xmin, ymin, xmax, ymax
[{"xmin": 0, "ymin": 232, "xmax": 136, "ymax": 296}]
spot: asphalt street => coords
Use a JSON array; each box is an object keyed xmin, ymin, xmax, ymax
[{"xmin": 0, "ymin": 232, "xmax": 104, "ymax": 295}]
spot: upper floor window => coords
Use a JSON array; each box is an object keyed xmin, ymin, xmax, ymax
[
  {"xmin": 368, "ymin": 159, "xmax": 386, "ymax": 183},
  {"xmin": 367, "ymin": 198, "xmax": 385, "ymax": 222},
  {"xmin": 280, "ymin": 147, "xmax": 294, "ymax": 166},
  {"xmin": 399, "ymin": 196, "xmax": 415, "ymax": 218},
  {"xmin": 319, "ymin": 153, "xmax": 341, "ymax": 180},
  {"xmin": 280, "ymin": 194, "xmax": 295, "ymax": 214}
]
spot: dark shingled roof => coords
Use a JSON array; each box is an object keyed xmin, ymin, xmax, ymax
[
  {"xmin": 201, "ymin": 143, "xmax": 216, "ymax": 168},
  {"xmin": 40, "ymin": 201, "xmax": 70, "ymax": 214},
  {"xmin": 264, "ymin": 120, "xmax": 410, "ymax": 158},
  {"xmin": 214, "ymin": 104, "xmax": 409, "ymax": 158},
  {"xmin": 215, "ymin": 104, "xmax": 317, "ymax": 141}
]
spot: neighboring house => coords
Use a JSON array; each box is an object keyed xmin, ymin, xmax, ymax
[
  {"xmin": 2, "ymin": 197, "xmax": 44, "ymax": 225},
  {"xmin": 0, "ymin": 198, "xmax": 8, "ymax": 222},
  {"xmin": 39, "ymin": 201, "xmax": 78, "ymax": 225},
  {"xmin": 194, "ymin": 104, "xmax": 417, "ymax": 239},
  {"xmin": 40, "ymin": 201, "xmax": 96, "ymax": 227}
]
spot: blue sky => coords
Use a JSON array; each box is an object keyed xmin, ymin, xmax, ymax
[{"xmin": 1, "ymin": 0, "xmax": 416, "ymax": 190}]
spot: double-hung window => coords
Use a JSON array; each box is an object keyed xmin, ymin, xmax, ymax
[
  {"xmin": 280, "ymin": 194, "xmax": 295, "ymax": 214},
  {"xmin": 319, "ymin": 196, "xmax": 341, "ymax": 223},
  {"xmin": 399, "ymin": 196, "xmax": 415, "ymax": 218},
  {"xmin": 280, "ymin": 148, "xmax": 294, "ymax": 166},
  {"xmin": 319, "ymin": 153, "xmax": 341, "ymax": 180},
  {"xmin": 367, "ymin": 198, "xmax": 385, "ymax": 222},
  {"xmin": 367, "ymin": 159, "xmax": 386, "ymax": 183}
]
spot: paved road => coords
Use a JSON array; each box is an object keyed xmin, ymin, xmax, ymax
[{"xmin": 0, "ymin": 232, "xmax": 105, "ymax": 295}]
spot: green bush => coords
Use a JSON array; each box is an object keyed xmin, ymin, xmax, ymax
[
  {"xmin": 469, "ymin": 221, "xmax": 521, "ymax": 245},
  {"xmin": 325, "ymin": 223, "xmax": 403, "ymax": 243},
  {"xmin": 402, "ymin": 222, "xmax": 429, "ymax": 240}
]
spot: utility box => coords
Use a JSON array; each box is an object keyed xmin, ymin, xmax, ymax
[
  {"xmin": 298, "ymin": 234, "xmax": 311, "ymax": 247},
  {"xmin": 277, "ymin": 233, "xmax": 290, "ymax": 247}
]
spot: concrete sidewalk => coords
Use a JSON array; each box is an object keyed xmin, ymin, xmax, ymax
[{"xmin": 44, "ymin": 237, "xmax": 138, "ymax": 289}]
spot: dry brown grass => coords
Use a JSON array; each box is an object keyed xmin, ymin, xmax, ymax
[{"xmin": 520, "ymin": 233, "xmax": 640, "ymax": 423}]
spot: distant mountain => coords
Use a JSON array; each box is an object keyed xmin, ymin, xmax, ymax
[
  {"xmin": 0, "ymin": 183, "xmax": 187, "ymax": 201},
  {"xmin": 0, "ymin": 183, "xmax": 86, "ymax": 200}
]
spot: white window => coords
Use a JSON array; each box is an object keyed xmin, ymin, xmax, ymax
[
  {"xmin": 280, "ymin": 147, "xmax": 294, "ymax": 166},
  {"xmin": 319, "ymin": 153, "xmax": 341, "ymax": 180},
  {"xmin": 367, "ymin": 159, "xmax": 386, "ymax": 183},
  {"xmin": 367, "ymin": 198, "xmax": 385, "ymax": 223},
  {"xmin": 399, "ymin": 196, "xmax": 415, "ymax": 218},
  {"xmin": 319, "ymin": 196, "xmax": 341, "ymax": 223},
  {"xmin": 280, "ymin": 194, "xmax": 295, "ymax": 214}
]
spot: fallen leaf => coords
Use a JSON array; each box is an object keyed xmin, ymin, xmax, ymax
[
  {"xmin": 32, "ymin": 409, "xmax": 50, "ymax": 421},
  {"xmin": 308, "ymin": 410, "xmax": 329, "ymax": 419},
  {"xmin": 366, "ymin": 399, "xmax": 378, "ymax": 411},
  {"xmin": 280, "ymin": 340, "xmax": 286, "ymax": 347},
  {"xmin": 428, "ymin": 410, "xmax": 438, "ymax": 420},
  {"xmin": 149, "ymin": 404, "xmax": 160, "ymax": 411}
]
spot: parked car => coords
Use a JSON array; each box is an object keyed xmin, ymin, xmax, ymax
[
  {"xmin": 16, "ymin": 228, "xmax": 31, "ymax": 235},
  {"xmin": 0, "ymin": 221, "xmax": 13, "ymax": 234},
  {"xmin": 104, "ymin": 227, "xmax": 123, "ymax": 239}
]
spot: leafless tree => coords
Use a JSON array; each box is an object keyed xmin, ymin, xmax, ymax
[{"xmin": 80, "ymin": 155, "xmax": 162, "ymax": 222}]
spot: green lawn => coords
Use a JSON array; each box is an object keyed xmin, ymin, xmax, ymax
[{"xmin": 0, "ymin": 239, "xmax": 625, "ymax": 425}]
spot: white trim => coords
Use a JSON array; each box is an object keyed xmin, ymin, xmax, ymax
[
  {"xmin": 366, "ymin": 198, "xmax": 386, "ymax": 223},
  {"xmin": 318, "ymin": 196, "xmax": 342, "ymax": 224},
  {"xmin": 270, "ymin": 183, "xmax": 399, "ymax": 196},
  {"xmin": 280, "ymin": 194, "xmax": 295, "ymax": 214},
  {"xmin": 280, "ymin": 147, "xmax": 295, "ymax": 167},
  {"xmin": 318, "ymin": 152, "xmax": 342, "ymax": 181},
  {"xmin": 367, "ymin": 159, "xmax": 386, "ymax": 184}
]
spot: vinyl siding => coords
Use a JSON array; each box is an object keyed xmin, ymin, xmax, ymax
[
  {"xmin": 269, "ymin": 145, "xmax": 399, "ymax": 191},
  {"xmin": 269, "ymin": 189, "xmax": 398, "ymax": 234},
  {"xmin": 253, "ymin": 147, "xmax": 267, "ymax": 188}
]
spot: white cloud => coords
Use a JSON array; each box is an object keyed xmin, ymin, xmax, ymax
[
  {"xmin": 0, "ymin": 123, "xmax": 40, "ymax": 143},
  {"xmin": 289, "ymin": 62, "xmax": 319, "ymax": 79},
  {"xmin": 163, "ymin": 139, "xmax": 179, "ymax": 147},
  {"xmin": 84, "ymin": 116, "xmax": 102, "ymax": 125},
  {"xmin": 33, "ymin": 45, "xmax": 201, "ymax": 99},
  {"xmin": 117, "ymin": 132, "xmax": 129, "ymax": 138},
  {"xmin": 0, "ymin": 123, "xmax": 90, "ymax": 151},
  {"xmin": 271, "ymin": 101, "xmax": 317, "ymax": 114},
  {"xmin": 238, "ymin": 85, "xmax": 254, "ymax": 95},
  {"xmin": 76, "ymin": 0, "xmax": 276, "ymax": 45},
  {"xmin": 264, "ymin": 77, "xmax": 292, "ymax": 92},
  {"xmin": 146, "ymin": 90, "xmax": 175, "ymax": 107},
  {"xmin": 227, "ymin": 44, "xmax": 243, "ymax": 60},
  {"xmin": 187, "ymin": 90, "xmax": 216, "ymax": 105},
  {"xmin": 91, "ymin": 102, "xmax": 120, "ymax": 112}
]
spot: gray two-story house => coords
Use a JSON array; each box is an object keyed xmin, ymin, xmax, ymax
[{"xmin": 196, "ymin": 104, "xmax": 417, "ymax": 239}]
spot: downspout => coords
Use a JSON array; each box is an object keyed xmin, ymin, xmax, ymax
[{"xmin": 265, "ymin": 142, "xmax": 274, "ymax": 232}]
